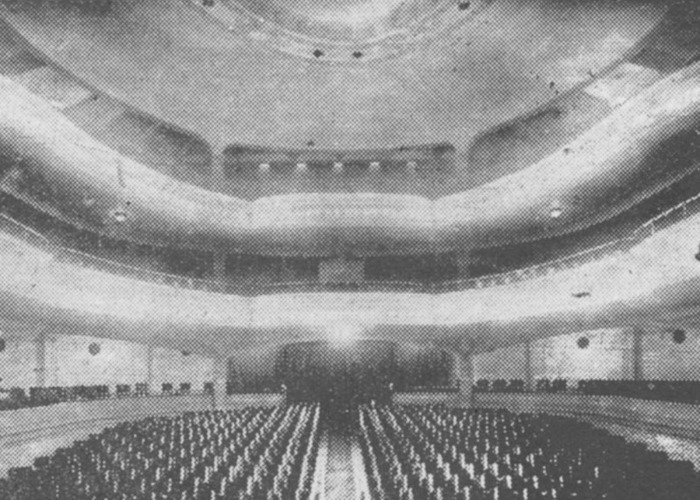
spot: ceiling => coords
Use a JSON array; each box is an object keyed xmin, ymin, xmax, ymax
[{"xmin": 0, "ymin": 0, "xmax": 672, "ymax": 199}]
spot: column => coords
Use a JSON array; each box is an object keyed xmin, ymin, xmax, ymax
[
  {"xmin": 34, "ymin": 329, "xmax": 47, "ymax": 388},
  {"xmin": 524, "ymin": 340, "xmax": 534, "ymax": 392},
  {"xmin": 451, "ymin": 348, "xmax": 474, "ymax": 408},
  {"xmin": 212, "ymin": 357, "xmax": 229, "ymax": 410},
  {"xmin": 631, "ymin": 327, "xmax": 644, "ymax": 381},
  {"xmin": 146, "ymin": 344, "xmax": 154, "ymax": 393}
]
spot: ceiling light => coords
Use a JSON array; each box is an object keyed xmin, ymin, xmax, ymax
[
  {"xmin": 112, "ymin": 209, "xmax": 128, "ymax": 223},
  {"xmin": 328, "ymin": 323, "xmax": 361, "ymax": 347},
  {"xmin": 550, "ymin": 202, "xmax": 563, "ymax": 219}
]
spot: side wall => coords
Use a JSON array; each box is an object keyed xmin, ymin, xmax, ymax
[
  {"xmin": 0, "ymin": 333, "xmax": 214, "ymax": 391},
  {"xmin": 473, "ymin": 327, "xmax": 700, "ymax": 382}
]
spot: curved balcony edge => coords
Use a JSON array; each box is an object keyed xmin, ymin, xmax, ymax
[
  {"xmin": 0, "ymin": 204, "xmax": 699, "ymax": 352},
  {"xmin": 0, "ymin": 62, "xmax": 698, "ymax": 256}
]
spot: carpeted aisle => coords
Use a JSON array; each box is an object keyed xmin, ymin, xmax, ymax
[{"xmin": 325, "ymin": 432, "xmax": 356, "ymax": 500}]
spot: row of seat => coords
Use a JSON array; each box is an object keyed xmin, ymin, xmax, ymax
[
  {"xmin": 577, "ymin": 379, "xmax": 700, "ymax": 404},
  {"xmin": 359, "ymin": 404, "xmax": 699, "ymax": 500},
  {"xmin": 474, "ymin": 379, "xmax": 567, "ymax": 394},
  {"xmin": 0, "ymin": 404, "xmax": 321, "ymax": 500},
  {"xmin": 0, "ymin": 384, "xmax": 208, "ymax": 412},
  {"xmin": 474, "ymin": 379, "xmax": 700, "ymax": 404}
]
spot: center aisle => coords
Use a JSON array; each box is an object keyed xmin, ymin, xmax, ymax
[{"xmin": 325, "ymin": 432, "xmax": 356, "ymax": 500}]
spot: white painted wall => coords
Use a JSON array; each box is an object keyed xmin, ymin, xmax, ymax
[
  {"xmin": 0, "ymin": 333, "xmax": 214, "ymax": 391},
  {"xmin": 474, "ymin": 328, "xmax": 700, "ymax": 382}
]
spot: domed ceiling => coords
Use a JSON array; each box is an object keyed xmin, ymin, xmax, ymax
[{"xmin": 0, "ymin": 0, "xmax": 674, "ymax": 196}]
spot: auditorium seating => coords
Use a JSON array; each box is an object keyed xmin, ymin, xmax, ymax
[
  {"xmin": 359, "ymin": 404, "xmax": 699, "ymax": 500},
  {"xmin": 0, "ymin": 385, "xmax": 111, "ymax": 411},
  {"xmin": 577, "ymin": 379, "xmax": 700, "ymax": 404},
  {"xmin": 0, "ymin": 404, "xmax": 321, "ymax": 500},
  {"xmin": 0, "ymin": 383, "xmax": 212, "ymax": 412},
  {"xmin": 0, "ymin": 376, "xmax": 287, "ymax": 413},
  {"xmin": 474, "ymin": 378, "xmax": 700, "ymax": 404}
]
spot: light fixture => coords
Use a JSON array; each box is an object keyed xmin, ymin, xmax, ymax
[
  {"xmin": 550, "ymin": 201, "xmax": 563, "ymax": 219},
  {"xmin": 672, "ymin": 329, "xmax": 686, "ymax": 344},
  {"xmin": 328, "ymin": 323, "xmax": 361, "ymax": 347},
  {"xmin": 88, "ymin": 342, "xmax": 101, "ymax": 356},
  {"xmin": 111, "ymin": 209, "xmax": 128, "ymax": 223}
]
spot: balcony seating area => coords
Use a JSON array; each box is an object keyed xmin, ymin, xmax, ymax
[
  {"xmin": 577, "ymin": 380, "xmax": 700, "ymax": 404},
  {"xmin": 0, "ymin": 404, "xmax": 321, "ymax": 500},
  {"xmin": 474, "ymin": 379, "xmax": 567, "ymax": 394},
  {"xmin": 0, "ymin": 378, "xmax": 288, "ymax": 413},
  {"xmin": 0, "ymin": 168, "xmax": 699, "ymax": 298},
  {"xmin": 0, "ymin": 383, "xmax": 207, "ymax": 412},
  {"xmin": 359, "ymin": 404, "xmax": 699, "ymax": 500},
  {"xmin": 474, "ymin": 379, "xmax": 700, "ymax": 404},
  {"xmin": 0, "ymin": 385, "xmax": 113, "ymax": 412}
]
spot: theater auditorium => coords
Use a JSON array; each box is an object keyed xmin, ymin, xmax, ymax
[{"xmin": 0, "ymin": 0, "xmax": 699, "ymax": 498}]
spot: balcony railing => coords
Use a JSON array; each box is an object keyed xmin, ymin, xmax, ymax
[{"xmin": 1, "ymin": 188, "xmax": 700, "ymax": 296}]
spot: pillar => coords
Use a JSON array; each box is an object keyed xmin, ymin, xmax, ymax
[
  {"xmin": 212, "ymin": 357, "xmax": 229, "ymax": 410},
  {"xmin": 524, "ymin": 340, "xmax": 534, "ymax": 392},
  {"xmin": 146, "ymin": 344, "xmax": 154, "ymax": 393},
  {"xmin": 451, "ymin": 348, "xmax": 474, "ymax": 408},
  {"xmin": 631, "ymin": 327, "xmax": 644, "ymax": 381},
  {"xmin": 34, "ymin": 329, "xmax": 47, "ymax": 388}
]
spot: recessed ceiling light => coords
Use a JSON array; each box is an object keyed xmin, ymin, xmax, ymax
[
  {"xmin": 112, "ymin": 210, "xmax": 128, "ymax": 223},
  {"xmin": 550, "ymin": 204, "xmax": 563, "ymax": 218}
]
